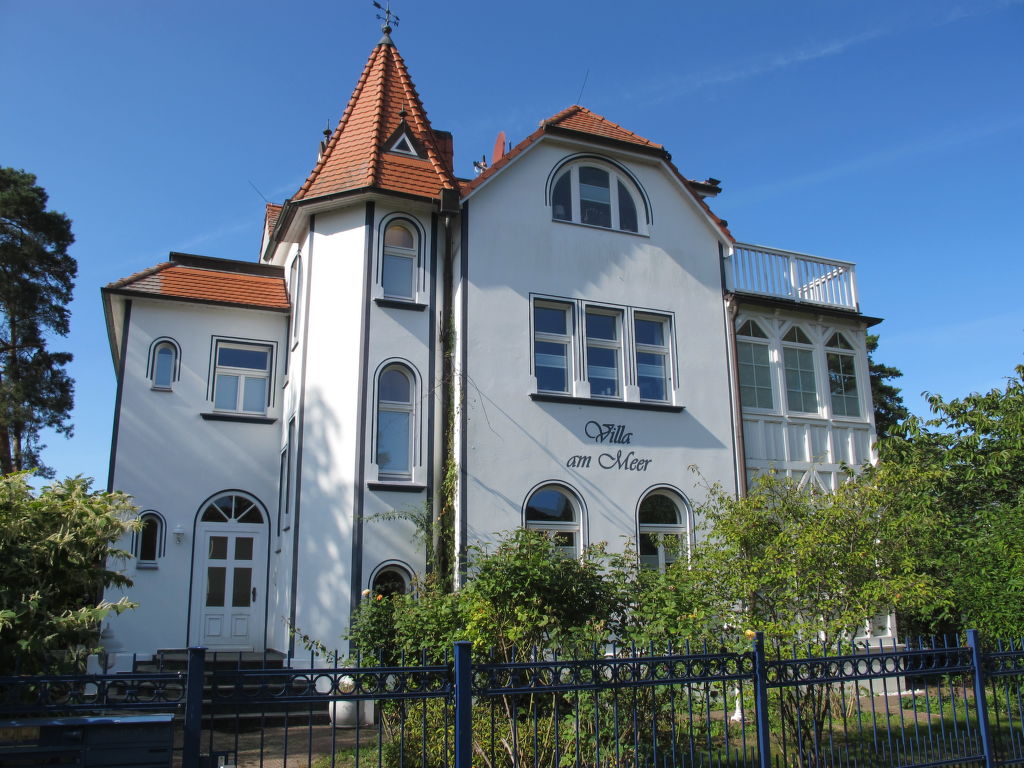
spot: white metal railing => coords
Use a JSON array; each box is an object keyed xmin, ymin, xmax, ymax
[{"xmin": 728, "ymin": 243, "xmax": 858, "ymax": 311}]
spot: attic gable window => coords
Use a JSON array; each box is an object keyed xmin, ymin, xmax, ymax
[
  {"xmin": 551, "ymin": 161, "xmax": 644, "ymax": 234},
  {"xmin": 386, "ymin": 129, "xmax": 419, "ymax": 158}
]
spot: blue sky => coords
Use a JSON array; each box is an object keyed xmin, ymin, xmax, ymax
[{"xmin": 2, "ymin": 0, "xmax": 1022, "ymax": 485}]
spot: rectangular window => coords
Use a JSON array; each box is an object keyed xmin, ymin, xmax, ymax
[
  {"xmin": 738, "ymin": 341, "xmax": 774, "ymax": 409},
  {"xmin": 586, "ymin": 309, "xmax": 621, "ymax": 398},
  {"xmin": 634, "ymin": 315, "xmax": 669, "ymax": 402},
  {"xmin": 827, "ymin": 352, "xmax": 860, "ymax": 417},
  {"xmin": 784, "ymin": 346, "xmax": 818, "ymax": 413},
  {"xmin": 533, "ymin": 303, "xmax": 572, "ymax": 393},
  {"xmin": 382, "ymin": 253, "xmax": 414, "ymax": 299},
  {"xmin": 213, "ymin": 342, "xmax": 272, "ymax": 414}
]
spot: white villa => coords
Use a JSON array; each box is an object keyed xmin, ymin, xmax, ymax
[{"xmin": 101, "ymin": 25, "xmax": 880, "ymax": 658}]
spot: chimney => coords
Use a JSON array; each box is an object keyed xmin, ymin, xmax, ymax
[{"xmin": 432, "ymin": 130, "xmax": 455, "ymax": 173}]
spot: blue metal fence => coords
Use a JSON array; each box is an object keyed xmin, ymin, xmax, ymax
[{"xmin": 2, "ymin": 631, "xmax": 1023, "ymax": 768}]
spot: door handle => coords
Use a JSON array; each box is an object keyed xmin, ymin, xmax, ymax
[{"xmin": 251, "ymin": 587, "xmax": 257, "ymax": 602}]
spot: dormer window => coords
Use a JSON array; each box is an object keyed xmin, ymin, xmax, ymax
[
  {"xmin": 551, "ymin": 161, "xmax": 644, "ymax": 234},
  {"xmin": 389, "ymin": 132, "xmax": 417, "ymax": 156}
]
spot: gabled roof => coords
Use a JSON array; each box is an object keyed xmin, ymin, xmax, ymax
[
  {"xmin": 461, "ymin": 105, "xmax": 734, "ymax": 242},
  {"xmin": 105, "ymin": 254, "xmax": 289, "ymax": 312},
  {"xmin": 293, "ymin": 37, "xmax": 457, "ymax": 202}
]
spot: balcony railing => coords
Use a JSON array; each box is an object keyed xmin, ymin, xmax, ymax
[{"xmin": 727, "ymin": 242, "xmax": 859, "ymax": 311}]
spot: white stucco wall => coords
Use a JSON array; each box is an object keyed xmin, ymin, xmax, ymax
[
  {"xmin": 104, "ymin": 297, "xmax": 287, "ymax": 654},
  {"xmin": 459, "ymin": 138, "xmax": 740, "ymax": 557}
]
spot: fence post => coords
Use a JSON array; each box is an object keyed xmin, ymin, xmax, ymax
[
  {"xmin": 454, "ymin": 641, "xmax": 473, "ymax": 768},
  {"xmin": 753, "ymin": 632, "xmax": 772, "ymax": 768},
  {"xmin": 183, "ymin": 646, "xmax": 206, "ymax": 768},
  {"xmin": 967, "ymin": 629, "xmax": 995, "ymax": 768}
]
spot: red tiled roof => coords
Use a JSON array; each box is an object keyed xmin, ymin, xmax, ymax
[
  {"xmin": 545, "ymin": 105, "xmax": 662, "ymax": 149},
  {"xmin": 461, "ymin": 105, "xmax": 734, "ymax": 242},
  {"xmin": 265, "ymin": 203, "xmax": 282, "ymax": 232},
  {"xmin": 106, "ymin": 262, "xmax": 289, "ymax": 311},
  {"xmin": 293, "ymin": 38, "xmax": 457, "ymax": 202}
]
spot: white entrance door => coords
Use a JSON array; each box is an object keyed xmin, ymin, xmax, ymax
[
  {"xmin": 199, "ymin": 528, "xmax": 264, "ymax": 648},
  {"xmin": 193, "ymin": 493, "xmax": 267, "ymax": 650}
]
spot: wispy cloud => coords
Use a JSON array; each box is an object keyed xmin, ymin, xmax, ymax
[
  {"xmin": 727, "ymin": 113, "xmax": 1024, "ymax": 206},
  {"xmin": 639, "ymin": 0, "xmax": 1022, "ymax": 103}
]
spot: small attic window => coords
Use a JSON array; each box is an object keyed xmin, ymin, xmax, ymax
[
  {"xmin": 388, "ymin": 131, "xmax": 418, "ymax": 157},
  {"xmin": 549, "ymin": 158, "xmax": 648, "ymax": 234},
  {"xmin": 826, "ymin": 332, "xmax": 854, "ymax": 349}
]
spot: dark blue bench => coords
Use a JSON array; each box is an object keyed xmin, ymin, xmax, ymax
[{"xmin": 0, "ymin": 713, "xmax": 174, "ymax": 767}]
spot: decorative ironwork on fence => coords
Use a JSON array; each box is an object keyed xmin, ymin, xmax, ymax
[{"xmin": 2, "ymin": 631, "xmax": 1023, "ymax": 768}]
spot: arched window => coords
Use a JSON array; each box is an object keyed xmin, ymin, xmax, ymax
[
  {"xmin": 825, "ymin": 332, "xmax": 860, "ymax": 417},
  {"xmin": 381, "ymin": 221, "xmax": 419, "ymax": 300},
  {"xmin": 200, "ymin": 494, "xmax": 265, "ymax": 524},
  {"xmin": 136, "ymin": 511, "xmax": 165, "ymax": 564},
  {"xmin": 524, "ymin": 484, "xmax": 582, "ymax": 557},
  {"xmin": 376, "ymin": 365, "xmax": 416, "ymax": 479},
  {"xmin": 149, "ymin": 339, "xmax": 180, "ymax": 390},
  {"xmin": 782, "ymin": 325, "xmax": 818, "ymax": 414},
  {"xmin": 551, "ymin": 161, "xmax": 644, "ymax": 233},
  {"xmin": 637, "ymin": 491, "xmax": 689, "ymax": 572},
  {"xmin": 736, "ymin": 319, "xmax": 773, "ymax": 410},
  {"xmin": 371, "ymin": 564, "xmax": 412, "ymax": 597}
]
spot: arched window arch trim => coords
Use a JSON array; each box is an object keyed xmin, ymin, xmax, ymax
[
  {"xmin": 377, "ymin": 214, "xmax": 426, "ymax": 301},
  {"xmin": 367, "ymin": 560, "xmax": 415, "ymax": 597},
  {"xmin": 192, "ymin": 490, "xmax": 269, "ymax": 529},
  {"xmin": 545, "ymin": 153, "xmax": 653, "ymax": 230},
  {"xmin": 635, "ymin": 484, "xmax": 693, "ymax": 571},
  {"xmin": 134, "ymin": 510, "xmax": 166, "ymax": 565},
  {"xmin": 146, "ymin": 337, "xmax": 181, "ymax": 388},
  {"xmin": 372, "ymin": 359, "xmax": 422, "ymax": 480},
  {"xmin": 521, "ymin": 480, "xmax": 588, "ymax": 556}
]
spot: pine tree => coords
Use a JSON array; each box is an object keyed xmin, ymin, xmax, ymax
[
  {"xmin": 866, "ymin": 333, "xmax": 908, "ymax": 439},
  {"xmin": 0, "ymin": 168, "xmax": 76, "ymax": 476}
]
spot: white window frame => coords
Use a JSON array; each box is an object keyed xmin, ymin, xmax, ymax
[
  {"xmin": 533, "ymin": 301, "xmax": 573, "ymax": 394},
  {"xmin": 584, "ymin": 307, "xmax": 623, "ymax": 399},
  {"xmin": 782, "ymin": 325, "xmax": 819, "ymax": 415},
  {"xmin": 633, "ymin": 313, "xmax": 671, "ymax": 403},
  {"xmin": 825, "ymin": 333, "xmax": 861, "ymax": 418},
  {"xmin": 380, "ymin": 219, "xmax": 420, "ymax": 301},
  {"xmin": 135, "ymin": 511, "xmax": 165, "ymax": 568},
  {"xmin": 375, "ymin": 364, "xmax": 417, "ymax": 481},
  {"xmin": 212, "ymin": 341, "xmax": 273, "ymax": 415},
  {"xmin": 736, "ymin": 319, "xmax": 774, "ymax": 412},
  {"xmin": 524, "ymin": 484, "xmax": 584, "ymax": 558},
  {"xmin": 550, "ymin": 159, "xmax": 647, "ymax": 235},
  {"xmin": 637, "ymin": 490, "xmax": 690, "ymax": 573}
]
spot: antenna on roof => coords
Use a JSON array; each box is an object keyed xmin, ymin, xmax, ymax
[
  {"xmin": 373, "ymin": 1, "xmax": 399, "ymax": 37},
  {"xmin": 575, "ymin": 68, "xmax": 590, "ymax": 105},
  {"xmin": 248, "ymin": 180, "xmax": 269, "ymax": 203}
]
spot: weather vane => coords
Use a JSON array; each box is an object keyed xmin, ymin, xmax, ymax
[{"xmin": 372, "ymin": 1, "xmax": 399, "ymax": 34}]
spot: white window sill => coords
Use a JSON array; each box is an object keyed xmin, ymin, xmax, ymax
[
  {"xmin": 201, "ymin": 412, "xmax": 277, "ymax": 424},
  {"xmin": 530, "ymin": 393, "xmax": 683, "ymax": 413}
]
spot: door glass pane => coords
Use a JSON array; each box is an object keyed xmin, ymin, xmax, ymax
[
  {"xmin": 242, "ymin": 376, "xmax": 267, "ymax": 412},
  {"xmin": 235, "ymin": 537, "xmax": 254, "ymax": 560},
  {"xmin": 214, "ymin": 374, "xmax": 239, "ymax": 410},
  {"xmin": 206, "ymin": 567, "xmax": 226, "ymax": 607},
  {"xmin": 232, "ymin": 567, "xmax": 253, "ymax": 607},
  {"xmin": 209, "ymin": 536, "xmax": 228, "ymax": 559}
]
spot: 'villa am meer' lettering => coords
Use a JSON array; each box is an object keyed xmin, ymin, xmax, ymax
[{"xmin": 566, "ymin": 422, "xmax": 652, "ymax": 472}]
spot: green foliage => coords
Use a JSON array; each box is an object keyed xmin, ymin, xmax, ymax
[
  {"xmin": 0, "ymin": 168, "xmax": 76, "ymax": 477},
  {"xmin": 866, "ymin": 333, "xmax": 909, "ymax": 439},
  {"xmin": 876, "ymin": 364, "xmax": 1024, "ymax": 638},
  {"xmin": 688, "ymin": 470, "xmax": 934, "ymax": 648},
  {"xmin": 0, "ymin": 473, "xmax": 138, "ymax": 673}
]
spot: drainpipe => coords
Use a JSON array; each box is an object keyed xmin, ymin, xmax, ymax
[
  {"xmin": 436, "ymin": 189, "xmax": 460, "ymax": 590},
  {"xmin": 724, "ymin": 294, "xmax": 748, "ymax": 498}
]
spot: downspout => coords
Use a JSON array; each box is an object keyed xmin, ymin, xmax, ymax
[
  {"xmin": 724, "ymin": 293, "xmax": 748, "ymax": 498},
  {"xmin": 435, "ymin": 189, "xmax": 460, "ymax": 591}
]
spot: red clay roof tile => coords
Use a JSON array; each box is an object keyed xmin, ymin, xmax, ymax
[
  {"xmin": 107, "ymin": 263, "xmax": 289, "ymax": 311},
  {"xmin": 293, "ymin": 40, "xmax": 456, "ymax": 202}
]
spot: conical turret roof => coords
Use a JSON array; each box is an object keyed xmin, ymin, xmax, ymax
[{"xmin": 293, "ymin": 38, "xmax": 457, "ymax": 202}]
